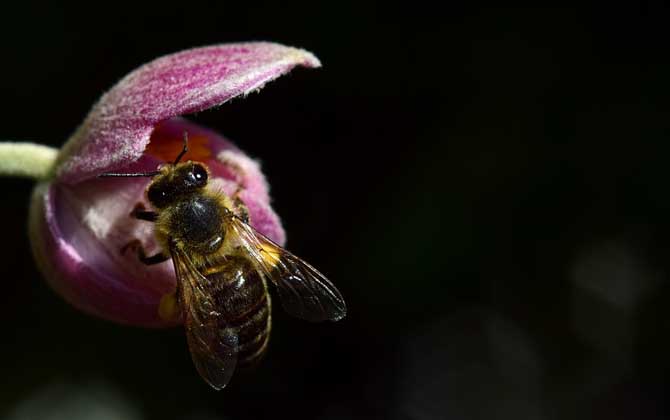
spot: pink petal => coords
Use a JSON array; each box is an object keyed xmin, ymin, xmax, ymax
[
  {"xmin": 29, "ymin": 182, "xmax": 174, "ymax": 327},
  {"xmin": 56, "ymin": 43, "xmax": 320, "ymax": 184}
]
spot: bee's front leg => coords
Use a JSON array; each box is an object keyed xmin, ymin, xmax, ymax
[
  {"xmin": 231, "ymin": 188, "xmax": 250, "ymax": 223},
  {"xmin": 130, "ymin": 202, "xmax": 158, "ymax": 222},
  {"xmin": 121, "ymin": 239, "xmax": 169, "ymax": 265}
]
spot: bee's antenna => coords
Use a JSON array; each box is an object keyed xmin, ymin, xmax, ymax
[
  {"xmin": 173, "ymin": 131, "xmax": 189, "ymax": 164},
  {"xmin": 98, "ymin": 171, "xmax": 161, "ymax": 178}
]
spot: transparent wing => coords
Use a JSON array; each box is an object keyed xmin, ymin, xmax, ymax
[
  {"xmin": 171, "ymin": 243, "xmax": 238, "ymax": 390},
  {"xmin": 227, "ymin": 216, "xmax": 347, "ymax": 322}
]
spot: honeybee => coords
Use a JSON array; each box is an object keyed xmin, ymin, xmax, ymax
[{"xmin": 101, "ymin": 135, "xmax": 346, "ymax": 389}]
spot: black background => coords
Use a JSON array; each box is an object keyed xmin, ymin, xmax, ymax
[{"xmin": 2, "ymin": 2, "xmax": 670, "ymax": 419}]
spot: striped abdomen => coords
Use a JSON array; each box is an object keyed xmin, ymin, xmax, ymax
[{"xmin": 201, "ymin": 255, "xmax": 271, "ymax": 367}]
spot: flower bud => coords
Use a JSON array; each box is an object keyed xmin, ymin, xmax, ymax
[{"xmin": 28, "ymin": 43, "xmax": 319, "ymax": 327}]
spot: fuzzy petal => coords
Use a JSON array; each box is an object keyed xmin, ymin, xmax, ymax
[{"xmin": 56, "ymin": 43, "xmax": 320, "ymax": 184}]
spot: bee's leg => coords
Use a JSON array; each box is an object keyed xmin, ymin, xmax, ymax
[
  {"xmin": 130, "ymin": 203, "xmax": 158, "ymax": 222},
  {"xmin": 121, "ymin": 239, "xmax": 169, "ymax": 265},
  {"xmin": 231, "ymin": 188, "xmax": 250, "ymax": 223},
  {"xmin": 139, "ymin": 252, "xmax": 169, "ymax": 265}
]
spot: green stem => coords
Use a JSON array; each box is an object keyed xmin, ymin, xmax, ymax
[{"xmin": 0, "ymin": 143, "xmax": 59, "ymax": 180}]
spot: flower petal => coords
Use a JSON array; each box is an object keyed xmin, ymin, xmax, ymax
[
  {"xmin": 56, "ymin": 43, "xmax": 320, "ymax": 184},
  {"xmin": 29, "ymin": 182, "xmax": 176, "ymax": 327}
]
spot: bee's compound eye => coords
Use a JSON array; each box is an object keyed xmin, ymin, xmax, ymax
[
  {"xmin": 191, "ymin": 164, "xmax": 208, "ymax": 186},
  {"xmin": 148, "ymin": 185, "xmax": 169, "ymax": 207}
]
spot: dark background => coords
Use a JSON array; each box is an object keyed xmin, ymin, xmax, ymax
[{"xmin": 1, "ymin": 2, "xmax": 670, "ymax": 419}]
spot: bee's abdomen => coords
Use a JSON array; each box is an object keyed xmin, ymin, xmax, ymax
[{"xmin": 204, "ymin": 257, "xmax": 271, "ymax": 367}]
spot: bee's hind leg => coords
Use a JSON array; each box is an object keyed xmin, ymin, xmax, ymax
[{"xmin": 121, "ymin": 239, "xmax": 169, "ymax": 265}]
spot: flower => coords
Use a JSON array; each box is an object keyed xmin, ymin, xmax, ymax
[{"xmin": 24, "ymin": 43, "xmax": 321, "ymax": 327}]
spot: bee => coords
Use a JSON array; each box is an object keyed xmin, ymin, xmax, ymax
[{"xmin": 100, "ymin": 134, "xmax": 346, "ymax": 389}]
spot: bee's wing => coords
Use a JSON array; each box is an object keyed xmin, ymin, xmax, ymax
[
  {"xmin": 228, "ymin": 216, "xmax": 347, "ymax": 322},
  {"xmin": 170, "ymin": 243, "xmax": 238, "ymax": 390}
]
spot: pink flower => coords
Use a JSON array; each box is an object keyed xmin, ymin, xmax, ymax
[{"xmin": 27, "ymin": 43, "xmax": 321, "ymax": 327}]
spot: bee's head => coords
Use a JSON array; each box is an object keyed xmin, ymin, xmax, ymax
[
  {"xmin": 146, "ymin": 162, "xmax": 209, "ymax": 208},
  {"xmin": 99, "ymin": 131, "xmax": 209, "ymax": 208}
]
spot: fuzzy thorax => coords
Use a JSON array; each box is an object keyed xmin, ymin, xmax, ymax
[{"xmin": 154, "ymin": 187, "xmax": 238, "ymax": 259}]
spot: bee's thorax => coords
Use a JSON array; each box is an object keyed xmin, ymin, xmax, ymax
[{"xmin": 165, "ymin": 195, "xmax": 225, "ymax": 254}]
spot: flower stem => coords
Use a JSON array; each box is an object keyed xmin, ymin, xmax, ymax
[{"xmin": 0, "ymin": 143, "xmax": 59, "ymax": 180}]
